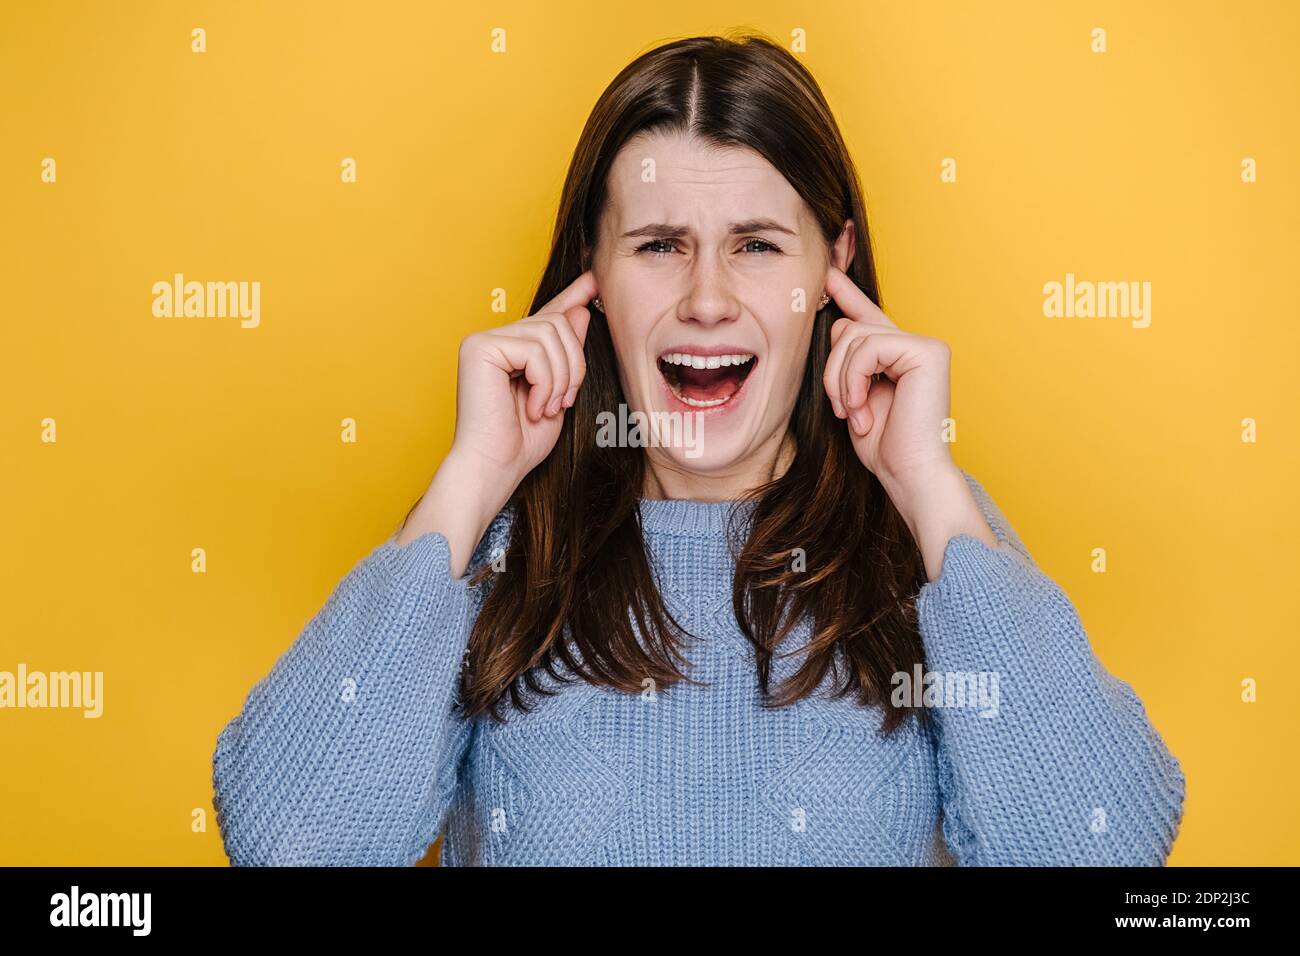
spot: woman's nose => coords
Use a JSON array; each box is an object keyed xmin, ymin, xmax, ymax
[{"xmin": 678, "ymin": 266, "xmax": 738, "ymax": 325}]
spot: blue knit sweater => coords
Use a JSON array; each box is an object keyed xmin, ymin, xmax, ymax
[{"xmin": 211, "ymin": 469, "xmax": 1185, "ymax": 866}]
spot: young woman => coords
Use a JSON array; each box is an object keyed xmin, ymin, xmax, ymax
[{"xmin": 212, "ymin": 33, "xmax": 1185, "ymax": 866}]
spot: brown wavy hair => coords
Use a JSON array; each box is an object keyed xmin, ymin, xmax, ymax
[{"xmin": 458, "ymin": 31, "xmax": 931, "ymax": 735}]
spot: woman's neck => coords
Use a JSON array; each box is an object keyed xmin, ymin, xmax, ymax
[{"xmin": 641, "ymin": 429, "xmax": 796, "ymax": 502}]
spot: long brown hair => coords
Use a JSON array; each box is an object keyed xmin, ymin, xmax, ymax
[{"xmin": 459, "ymin": 31, "xmax": 931, "ymax": 735}]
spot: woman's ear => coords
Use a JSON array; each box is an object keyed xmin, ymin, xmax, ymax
[{"xmin": 829, "ymin": 218, "xmax": 856, "ymax": 273}]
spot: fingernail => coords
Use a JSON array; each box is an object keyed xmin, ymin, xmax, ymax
[
  {"xmin": 851, "ymin": 409, "xmax": 867, "ymax": 434},
  {"xmin": 564, "ymin": 388, "xmax": 577, "ymax": 408},
  {"xmin": 547, "ymin": 396, "xmax": 562, "ymax": 416}
]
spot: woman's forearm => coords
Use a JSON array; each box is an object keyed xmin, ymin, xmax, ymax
[
  {"xmin": 916, "ymin": 471, "xmax": 1185, "ymax": 864},
  {"xmin": 212, "ymin": 531, "xmax": 477, "ymax": 865},
  {"xmin": 395, "ymin": 452, "xmax": 513, "ymax": 576}
]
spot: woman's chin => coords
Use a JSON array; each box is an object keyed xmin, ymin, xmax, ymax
[{"xmin": 638, "ymin": 373, "xmax": 759, "ymax": 470}]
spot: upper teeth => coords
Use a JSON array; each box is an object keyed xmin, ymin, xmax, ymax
[{"xmin": 660, "ymin": 353, "xmax": 755, "ymax": 369}]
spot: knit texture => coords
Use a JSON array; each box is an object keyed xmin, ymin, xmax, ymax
[{"xmin": 211, "ymin": 469, "xmax": 1185, "ymax": 866}]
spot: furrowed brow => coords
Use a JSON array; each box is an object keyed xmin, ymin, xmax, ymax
[{"xmin": 620, "ymin": 218, "xmax": 796, "ymax": 239}]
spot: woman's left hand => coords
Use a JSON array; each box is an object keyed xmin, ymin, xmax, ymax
[
  {"xmin": 821, "ymin": 265, "xmax": 998, "ymax": 577},
  {"xmin": 821, "ymin": 265, "xmax": 956, "ymax": 502}
]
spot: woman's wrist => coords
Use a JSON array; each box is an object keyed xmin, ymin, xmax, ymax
[
  {"xmin": 395, "ymin": 450, "xmax": 515, "ymax": 576},
  {"xmin": 885, "ymin": 465, "xmax": 999, "ymax": 582}
]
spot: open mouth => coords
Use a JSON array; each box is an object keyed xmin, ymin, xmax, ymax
[{"xmin": 656, "ymin": 350, "xmax": 757, "ymax": 409}]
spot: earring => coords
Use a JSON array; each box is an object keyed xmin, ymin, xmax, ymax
[
  {"xmin": 592, "ymin": 296, "xmax": 604, "ymax": 312},
  {"xmin": 818, "ymin": 292, "xmax": 830, "ymax": 310}
]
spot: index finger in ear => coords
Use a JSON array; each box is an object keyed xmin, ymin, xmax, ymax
[
  {"xmin": 540, "ymin": 269, "xmax": 600, "ymax": 321},
  {"xmin": 824, "ymin": 265, "xmax": 898, "ymax": 330}
]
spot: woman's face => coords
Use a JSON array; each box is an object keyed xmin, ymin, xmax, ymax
[{"xmin": 591, "ymin": 129, "xmax": 854, "ymax": 479}]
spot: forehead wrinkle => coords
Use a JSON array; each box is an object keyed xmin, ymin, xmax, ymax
[
  {"xmin": 658, "ymin": 175, "xmax": 767, "ymax": 186},
  {"xmin": 605, "ymin": 144, "xmax": 803, "ymax": 236},
  {"xmin": 658, "ymin": 160, "xmax": 769, "ymax": 180}
]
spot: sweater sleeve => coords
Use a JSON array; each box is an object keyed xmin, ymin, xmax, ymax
[
  {"xmin": 211, "ymin": 508, "xmax": 513, "ymax": 866},
  {"xmin": 916, "ymin": 469, "xmax": 1186, "ymax": 866}
]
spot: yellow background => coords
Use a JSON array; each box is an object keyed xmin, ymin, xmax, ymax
[{"xmin": 1, "ymin": 0, "xmax": 1296, "ymax": 866}]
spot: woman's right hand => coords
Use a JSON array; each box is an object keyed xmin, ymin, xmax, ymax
[
  {"xmin": 449, "ymin": 269, "xmax": 596, "ymax": 493},
  {"xmin": 395, "ymin": 270, "xmax": 598, "ymax": 569}
]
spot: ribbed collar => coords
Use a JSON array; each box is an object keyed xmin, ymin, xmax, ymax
[{"xmin": 636, "ymin": 496, "xmax": 759, "ymax": 538}]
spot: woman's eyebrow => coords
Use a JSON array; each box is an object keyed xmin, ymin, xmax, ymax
[{"xmin": 620, "ymin": 218, "xmax": 797, "ymax": 239}]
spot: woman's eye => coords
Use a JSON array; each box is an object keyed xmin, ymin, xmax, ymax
[
  {"xmin": 636, "ymin": 239, "xmax": 677, "ymax": 256},
  {"xmin": 635, "ymin": 238, "xmax": 782, "ymax": 256}
]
